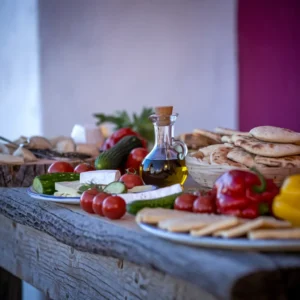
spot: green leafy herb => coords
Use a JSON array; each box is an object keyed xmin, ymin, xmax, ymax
[
  {"xmin": 77, "ymin": 183, "xmax": 104, "ymax": 194},
  {"xmin": 93, "ymin": 107, "xmax": 155, "ymax": 144}
]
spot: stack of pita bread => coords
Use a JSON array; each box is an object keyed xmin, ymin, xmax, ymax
[
  {"xmin": 189, "ymin": 125, "xmax": 300, "ymax": 168},
  {"xmin": 186, "ymin": 126, "xmax": 300, "ymax": 187},
  {"xmin": 178, "ymin": 130, "xmax": 221, "ymax": 150}
]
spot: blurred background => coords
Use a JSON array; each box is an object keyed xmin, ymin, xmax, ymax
[
  {"xmin": 0, "ymin": 0, "xmax": 299, "ymax": 299},
  {"xmin": 1, "ymin": 0, "xmax": 237, "ymax": 141}
]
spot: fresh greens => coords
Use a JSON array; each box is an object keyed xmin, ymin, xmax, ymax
[{"xmin": 93, "ymin": 107, "xmax": 154, "ymax": 144}]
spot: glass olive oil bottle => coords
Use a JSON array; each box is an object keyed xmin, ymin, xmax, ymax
[{"xmin": 140, "ymin": 106, "xmax": 188, "ymax": 188}]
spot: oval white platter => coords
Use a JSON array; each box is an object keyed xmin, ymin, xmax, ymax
[
  {"xmin": 27, "ymin": 185, "xmax": 158, "ymax": 205},
  {"xmin": 138, "ymin": 223, "xmax": 300, "ymax": 252},
  {"xmin": 27, "ymin": 186, "xmax": 80, "ymax": 204}
]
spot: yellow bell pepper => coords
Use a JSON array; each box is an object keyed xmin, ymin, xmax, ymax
[
  {"xmin": 273, "ymin": 195, "xmax": 300, "ymax": 227},
  {"xmin": 272, "ymin": 174, "xmax": 300, "ymax": 226},
  {"xmin": 281, "ymin": 174, "xmax": 300, "ymax": 194}
]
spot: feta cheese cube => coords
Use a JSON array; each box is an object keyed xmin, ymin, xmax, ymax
[{"xmin": 79, "ymin": 170, "xmax": 121, "ymax": 185}]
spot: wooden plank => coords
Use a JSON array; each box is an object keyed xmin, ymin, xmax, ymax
[
  {"xmin": 0, "ymin": 267, "xmax": 22, "ymax": 300},
  {"xmin": 0, "ymin": 214, "xmax": 212, "ymax": 300},
  {"xmin": 1, "ymin": 188, "xmax": 300, "ymax": 299}
]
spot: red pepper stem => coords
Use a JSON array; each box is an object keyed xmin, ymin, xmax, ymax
[{"xmin": 250, "ymin": 167, "xmax": 267, "ymax": 194}]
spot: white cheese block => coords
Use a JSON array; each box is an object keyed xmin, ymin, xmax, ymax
[
  {"xmin": 118, "ymin": 183, "xmax": 183, "ymax": 204},
  {"xmin": 79, "ymin": 170, "xmax": 121, "ymax": 185},
  {"xmin": 55, "ymin": 181, "xmax": 82, "ymax": 196}
]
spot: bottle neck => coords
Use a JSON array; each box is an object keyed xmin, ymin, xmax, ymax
[{"xmin": 154, "ymin": 124, "xmax": 174, "ymax": 148}]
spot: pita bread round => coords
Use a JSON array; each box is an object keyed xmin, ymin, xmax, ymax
[
  {"xmin": 193, "ymin": 129, "xmax": 222, "ymax": 143},
  {"xmin": 179, "ymin": 132, "xmax": 219, "ymax": 149},
  {"xmin": 221, "ymin": 135, "xmax": 233, "ymax": 144},
  {"xmin": 227, "ymin": 147, "xmax": 255, "ymax": 168},
  {"xmin": 233, "ymin": 135, "xmax": 300, "ymax": 157},
  {"xmin": 199, "ymin": 144, "xmax": 231, "ymax": 157},
  {"xmin": 215, "ymin": 127, "xmax": 249, "ymax": 136},
  {"xmin": 210, "ymin": 147, "xmax": 244, "ymax": 167},
  {"xmin": 250, "ymin": 126, "xmax": 300, "ymax": 143},
  {"xmin": 254, "ymin": 155, "xmax": 300, "ymax": 168}
]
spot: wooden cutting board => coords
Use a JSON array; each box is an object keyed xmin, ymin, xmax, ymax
[{"xmin": 0, "ymin": 158, "xmax": 95, "ymax": 188}]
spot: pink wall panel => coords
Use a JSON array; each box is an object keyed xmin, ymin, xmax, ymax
[{"xmin": 238, "ymin": 0, "xmax": 300, "ymax": 131}]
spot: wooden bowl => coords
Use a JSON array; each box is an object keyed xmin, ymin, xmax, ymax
[{"xmin": 185, "ymin": 153, "xmax": 300, "ymax": 189}]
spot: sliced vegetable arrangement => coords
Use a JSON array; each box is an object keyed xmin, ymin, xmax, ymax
[
  {"xmin": 29, "ymin": 123, "xmax": 299, "ymax": 231},
  {"xmin": 170, "ymin": 168, "xmax": 281, "ymax": 219}
]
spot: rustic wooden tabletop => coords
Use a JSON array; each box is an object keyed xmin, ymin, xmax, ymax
[{"xmin": 1, "ymin": 187, "xmax": 300, "ymax": 300}]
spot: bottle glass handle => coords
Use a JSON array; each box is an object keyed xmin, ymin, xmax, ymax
[{"xmin": 172, "ymin": 138, "xmax": 188, "ymax": 160}]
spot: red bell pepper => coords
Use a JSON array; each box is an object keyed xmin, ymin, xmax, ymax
[
  {"xmin": 101, "ymin": 128, "xmax": 147, "ymax": 151},
  {"xmin": 214, "ymin": 168, "xmax": 279, "ymax": 219}
]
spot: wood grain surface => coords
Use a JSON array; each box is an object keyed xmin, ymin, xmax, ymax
[
  {"xmin": 1, "ymin": 188, "xmax": 300, "ymax": 299},
  {"xmin": 0, "ymin": 214, "xmax": 211, "ymax": 300}
]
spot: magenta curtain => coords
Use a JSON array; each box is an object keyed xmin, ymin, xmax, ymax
[{"xmin": 238, "ymin": 0, "xmax": 300, "ymax": 131}]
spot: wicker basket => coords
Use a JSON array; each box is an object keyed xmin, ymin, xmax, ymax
[{"xmin": 185, "ymin": 153, "xmax": 300, "ymax": 189}]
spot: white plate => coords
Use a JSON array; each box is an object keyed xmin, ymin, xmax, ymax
[
  {"xmin": 138, "ymin": 223, "xmax": 300, "ymax": 252},
  {"xmin": 27, "ymin": 184, "xmax": 158, "ymax": 205},
  {"xmin": 27, "ymin": 186, "xmax": 80, "ymax": 204}
]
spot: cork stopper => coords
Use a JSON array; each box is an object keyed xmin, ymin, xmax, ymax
[
  {"xmin": 154, "ymin": 106, "xmax": 173, "ymax": 126},
  {"xmin": 154, "ymin": 106, "xmax": 173, "ymax": 116}
]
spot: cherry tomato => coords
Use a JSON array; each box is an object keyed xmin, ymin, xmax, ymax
[
  {"xmin": 74, "ymin": 163, "xmax": 96, "ymax": 173},
  {"xmin": 119, "ymin": 170, "xmax": 144, "ymax": 189},
  {"xmin": 102, "ymin": 196, "xmax": 126, "ymax": 220},
  {"xmin": 125, "ymin": 147, "xmax": 148, "ymax": 171},
  {"xmin": 193, "ymin": 195, "xmax": 216, "ymax": 214},
  {"xmin": 80, "ymin": 188, "xmax": 99, "ymax": 213},
  {"xmin": 174, "ymin": 193, "xmax": 198, "ymax": 212},
  {"xmin": 47, "ymin": 161, "xmax": 74, "ymax": 173},
  {"xmin": 92, "ymin": 192, "xmax": 109, "ymax": 216}
]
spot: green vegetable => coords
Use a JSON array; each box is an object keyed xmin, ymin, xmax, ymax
[
  {"xmin": 33, "ymin": 172, "xmax": 80, "ymax": 195},
  {"xmin": 77, "ymin": 184, "xmax": 104, "ymax": 194},
  {"xmin": 95, "ymin": 135, "xmax": 143, "ymax": 170},
  {"xmin": 103, "ymin": 181, "xmax": 127, "ymax": 194},
  {"xmin": 126, "ymin": 192, "xmax": 182, "ymax": 215},
  {"xmin": 93, "ymin": 107, "xmax": 155, "ymax": 144}
]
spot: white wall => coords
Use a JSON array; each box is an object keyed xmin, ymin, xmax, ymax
[
  {"xmin": 0, "ymin": 0, "xmax": 41, "ymax": 140},
  {"xmin": 39, "ymin": 0, "xmax": 237, "ymax": 138}
]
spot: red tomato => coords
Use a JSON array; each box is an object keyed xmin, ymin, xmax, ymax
[
  {"xmin": 125, "ymin": 147, "xmax": 148, "ymax": 171},
  {"xmin": 119, "ymin": 171, "xmax": 144, "ymax": 189},
  {"xmin": 74, "ymin": 163, "xmax": 96, "ymax": 173},
  {"xmin": 101, "ymin": 128, "xmax": 147, "ymax": 150},
  {"xmin": 80, "ymin": 188, "xmax": 99, "ymax": 213},
  {"xmin": 174, "ymin": 193, "xmax": 198, "ymax": 212},
  {"xmin": 102, "ymin": 196, "xmax": 126, "ymax": 220},
  {"xmin": 193, "ymin": 195, "xmax": 216, "ymax": 214},
  {"xmin": 101, "ymin": 138, "xmax": 114, "ymax": 151},
  {"xmin": 92, "ymin": 192, "xmax": 109, "ymax": 216},
  {"xmin": 47, "ymin": 161, "xmax": 74, "ymax": 173}
]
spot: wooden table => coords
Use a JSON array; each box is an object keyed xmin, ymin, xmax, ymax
[{"xmin": 1, "ymin": 188, "xmax": 300, "ymax": 300}]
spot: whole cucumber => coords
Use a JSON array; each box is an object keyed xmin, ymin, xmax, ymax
[
  {"xmin": 126, "ymin": 193, "xmax": 182, "ymax": 215},
  {"xmin": 95, "ymin": 135, "xmax": 143, "ymax": 170}
]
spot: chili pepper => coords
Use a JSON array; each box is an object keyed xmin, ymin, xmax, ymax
[
  {"xmin": 101, "ymin": 128, "xmax": 147, "ymax": 151},
  {"xmin": 214, "ymin": 168, "xmax": 279, "ymax": 219},
  {"xmin": 272, "ymin": 174, "xmax": 300, "ymax": 226}
]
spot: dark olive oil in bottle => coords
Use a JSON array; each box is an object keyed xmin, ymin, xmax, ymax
[
  {"xmin": 140, "ymin": 106, "xmax": 189, "ymax": 188},
  {"xmin": 140, "ymin": 158, "xmax": 188, "ymax": 188}
]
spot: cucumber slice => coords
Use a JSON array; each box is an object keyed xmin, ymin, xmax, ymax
[
  {"xmin": 128, "ymin": 185, "xmax": 157, "ymax": 193},
  {"xmin": 103, "ymin": 181, "xmax": 127, "ymax": 194},
  {"xmin": 126, "ymin": 192, "xmax": 182, "ymax": 215}
]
